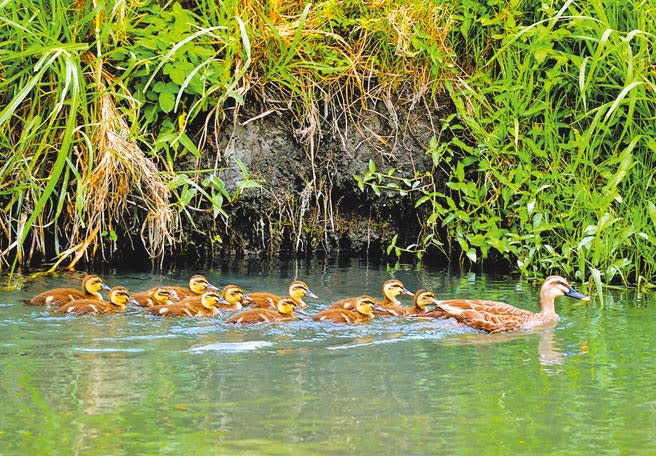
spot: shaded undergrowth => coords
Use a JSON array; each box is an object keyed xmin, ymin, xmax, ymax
[{"xmin": 1, "ymin": 0, "xmax": 655, "ymax": 289}]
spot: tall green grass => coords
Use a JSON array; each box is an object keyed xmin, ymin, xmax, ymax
[
  {"xmin": 1, "ymin": 0, "xmax": 654, "ymax": 290},
  {"xmin": 357, "ymin": 0, "xmax": 656, "ymax": 290}
]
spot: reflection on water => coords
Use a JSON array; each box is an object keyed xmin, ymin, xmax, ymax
[{"xmin": 0, "ymin": 259, "xmax": 655, "ymax": 455}]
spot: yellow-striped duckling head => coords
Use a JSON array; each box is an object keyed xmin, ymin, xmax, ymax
[
  {"xmin": 108, "ymin": 287, "xmax": 136, "ymax": 309},
  {"xmin": 354, "ymin": 295, "xmax": 380, "ymax": 317},
  {"xmin": 154, "ymin": 287, "xmax": 178, "ymax": 305},
  {"xmin": 200, "ymin": 291, "xmax": 227, "ymax": 310},
  {"xmin": 222, "ymin": 284, "xmax": 252, "ymax": 306},
  {"xmin": 189, "ymin": 275, "xmax": 218, "ymax": 295},
  {"xmin": 289, "ymin": 280, "xmax": 318, "ymax": 308},
  {"xmin": 413, "ymin": 289, "xmax": 439, "ymax": 311},
  {"xmin": 83, "ymin": 275, "xmax": 111, "ymax": 295},
  {"xmin": 276, "ymin": 296, "xmax": 306, "ymax": 316},
  {"xmin": 383, "ymin": 279, "xmax": 413, "ymax": 300}
]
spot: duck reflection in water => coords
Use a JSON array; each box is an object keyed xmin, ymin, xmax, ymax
[{"xmin": 440, "ymin": 327, "xmax": 588, "ymax": 372}]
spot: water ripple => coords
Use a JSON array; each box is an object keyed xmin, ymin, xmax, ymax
[{"xmin": 189, "ymin": 341, "xmax": 273, "ymax": 353}]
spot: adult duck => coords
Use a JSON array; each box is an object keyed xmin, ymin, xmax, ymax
[
  {"xmin": 434, "ymin": 276, "xmax": 590, "ymax": 333},
  {"xmin": 54, "ymin": 286, "xmax": 135, "ymax": 315},
  {"xmin": 28, "ymin": 275, "xmax": 110, "ymax": 306},
  {"xmin": 226, "ymin": 297, "xmax": 304, "ymax": 324},
  {"xmin": 247, "ymin": 280, "xmax": 318, "ymax": 309}
]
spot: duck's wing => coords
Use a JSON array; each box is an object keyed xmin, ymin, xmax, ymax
[
  {"xmin": 54, "ymin": 299, "xmax": 106, "ymax": 315},
  {"xmin": 146, "ymin": 303, "xmax": 199, "ymax": 317},
  {"xmin": 226, "ymin": 309, "xmax": 276, "ymax": 324},
  {"xmin": 437, "ymin": 299, "xmax": 534, "ymax": 333},
  {"xmin": 29, "ymin": 288, "xmax": 87, "ymax": 306}
]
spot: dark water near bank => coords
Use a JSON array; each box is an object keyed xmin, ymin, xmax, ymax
[{"xmin": 1, "ymin": 259, "xmax": 655, "ymax": 455}]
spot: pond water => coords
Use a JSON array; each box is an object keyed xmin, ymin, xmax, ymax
[{"xmin": 0, "ymin": 258, "xmax": 655, "ymax": 455}]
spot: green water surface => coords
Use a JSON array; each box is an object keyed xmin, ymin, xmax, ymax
[{"xmin": 0, "ymin": 259, "xmax": 654, "ymax": 455}]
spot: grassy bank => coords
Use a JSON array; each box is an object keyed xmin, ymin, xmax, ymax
[{"xmin": 1, "ymin": 1, "xmax": 654, "ymax": 288}]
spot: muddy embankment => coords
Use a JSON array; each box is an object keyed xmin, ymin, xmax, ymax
[{"xmin": 176, "ymin": 94, "xmax": 449, "ymax": 263}]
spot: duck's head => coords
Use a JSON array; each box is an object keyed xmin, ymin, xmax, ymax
[
  {"xmin": 108, "ymin": 286, "xmax": 135, "ymax": 308},
  {"xmin": 382, "ymin": 279, "xmax": 413, "ymax": 300},
  {"xmin": 541, "ymin": 276, "xmax": 590, "ymax": 302},
  {"xmin": 200, "ymin": 291, "xmax": 227, "ymax": 310},
  {"xmin": 154, "ymin": 287, "xmax": 177, "ymax": 305},
  {"xmin": 189, "ymin": 275, "xmax": 218, "ymax": 294},
  {"xmin": 83, "ymin": 275, "xmax": 111, "ymax": 294},
  {"xmin": 414, "ymin": 289, "xmax": 439, "ymax": 310},
  {"xmin": 289, "ymin": 280, "xmax": 318, "ymax": 307},
  {"xmin": 276, "ymin": 297, "xmax": 304, "ymax": 315},
  {"xmin": 354, "ymin": 295, "xmax": 379, "ymax": 317},
  {"xmin": 222, "ymin": 284, "xmax": 252, "ymax": 306}
]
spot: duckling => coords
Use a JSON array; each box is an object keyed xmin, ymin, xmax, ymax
[
  {"xmin": 131, "ymin": 287, "xmax": 179, "ymax": 307},
  {"xmin": 326, "ymin": 279, "xmax": 413, "ymax": 317},
  {"xmin": 406, "ymin": 289, "xmax": 441, "ymax": 317},
  {"xmin": 218, "ymin": 284, "xmax": 253, "ymax": 311},
  {"xmin": 247, "ymin": 280, "xmax": 318, "ymax": 309},
  {"xmin": 374, "ymin": 279, "xmax": 414, "ymax": 316},
  {"xmin": 312, "ymin": 295, "xmax": 381, "ymax": 324},
  {"xmin": 145, "ymin": 274, "xmax": 218, "ymax": 299},
  {"xmin": 146, "ymin": 291, "xmax": 227, "ymax": 317},
  {"xmin": 28, "ymin": 274, "xmax": 110, "ymax": 306},
  {"xmin": 53, "ymin": 286, "xmax": 135, "ymax": 315},
  {"xmin": 226, "ymin": 297, "xmax": 304, "ymax": 324},
  {"xmin": 434, "ymin": 275, "xmax": 590, "ymax": 333}
]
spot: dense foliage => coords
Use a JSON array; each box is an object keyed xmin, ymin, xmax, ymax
[{"xmin": 0, "ymin": 0, "xmax": 654, "ymax": 289}]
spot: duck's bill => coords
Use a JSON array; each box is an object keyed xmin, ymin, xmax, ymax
[
  {"xmin": 206, "ymin": 283, "xmax": 219, "ymax": 291},
  {"xmin": 101, "ymin": 284, "xmax": 111, "ymax": 291},
  {"xmin": 305, "ymin": 290, "xmax": 319, "ymax": 299},
  {"xmin": 296, "ymin": 307, "xmax": 308, "ymax": 316},
  {"xmin": 242, "ymin": 294, "xmax": 253, "ymax": 304},
  {"xmin": 403, "ymin": 288, "xmax": 414, "ymax": 296},
  {"xmin": 372, "ymin": 305, "xmax": 389, "ymax": 313},
  {"xmin": 567, "ymin": 288, "xmax": 590, "ymax": 301}
]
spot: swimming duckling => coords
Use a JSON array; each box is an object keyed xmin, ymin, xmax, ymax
[
  {"xmin": 247, "ymin": 280, "xmax": 318, "ymax": 309},
  {"xmin": 53, "ymin": 286, "xmax": 135, "ymax": 315},
  {"xmin": 374, "ymin": 279, "xmax": 414, "ymax": 316},
  {"xmin": 326, "ymin": 279, "xmax": 413, "ymax": 317},
  {"xmin": 434, "ymin": 276, "xmax": 590, "ymax": 333},
  {"xmin": 146, "ymin": 291, "xmax": 227, "ymax": 317},
  {"xmin": 217, "ymin": 284, "xmax": 253, "ymax": 311},
  {"xmin": 131, "ymin": 287, "xmax": 179, "ymax": 307},
  {"xmin": 145, "ymin": 274, "xmax": 218, "ymax": 299},
  {"xmin": 406, "ymin": 289, "xmax": 441, "ymax": 317},
  {"xmin": 28, "ymin": 274, "xmax": 110, "ymax": 306},
  {"xmin": 312, "ymin": 295, "xmax": 381, "ymax": 324},
  {"xmin": 226, "ymin": 297, "xmax": 304, "ymax": 324}
]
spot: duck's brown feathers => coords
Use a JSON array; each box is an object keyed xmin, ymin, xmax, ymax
[
  {"xmin": 28, "ymin": 275, "xmax": 108, "ymax": 306},
  {"xmin": 435, "ymin": 276, "xmax": 590, "ymax": 333},
  {"xmin": 247, "ymin": 280, "xmax": 317, "ymax": 309},
  {"xmin": 226, "ymin": 308, "xmax": 295, "ymax": 324},
  {"xmin": 53, "ymin": 299, "xmax": 121, "ymax": 315},
  {"xmin": 312, "ymin": 308, "xmax": 373, "ymax": 324},
  {"xmin": 147, "ymin": 300, "xmax": 218, "ymax": 317}
]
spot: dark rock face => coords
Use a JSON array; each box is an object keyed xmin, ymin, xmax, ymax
[{"xmin": 190, "ymin": 94, "xmax": 446, "ymax": 259}]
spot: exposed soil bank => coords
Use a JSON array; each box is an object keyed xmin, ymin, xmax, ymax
[{"xmin": 178, "ymin": 94, "xmax": 449, "ymax": 262}]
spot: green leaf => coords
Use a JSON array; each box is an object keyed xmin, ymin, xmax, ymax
[{"xmin": 159, "ymin": 90, "xmax": 176, "ymax": 113}]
